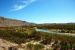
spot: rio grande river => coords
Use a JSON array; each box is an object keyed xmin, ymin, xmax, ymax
[{"xmin": 35, "ymin": 29, "xmax": 75, "ymax": 37}]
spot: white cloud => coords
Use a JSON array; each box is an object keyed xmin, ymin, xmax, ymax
[
  {"xmin": 10, "ymin": 0, "xmax": 37, "ymax": 11},
  {"xmin": 11, "ymin": 4, "xmax": 26, "ymax": 11}
]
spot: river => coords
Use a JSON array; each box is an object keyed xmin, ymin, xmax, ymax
[{"xmin": 35, "ymin": 29, "xmax": 75, "ymax": 37}]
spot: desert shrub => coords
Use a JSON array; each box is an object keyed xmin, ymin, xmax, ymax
[
  {"xmin": 27, "ymin": 43, "xmax": 44, "ymax": 50},
  {"xmin": 33, "ymin": 44, "xmax": 44, "ymax": 50},
  {"xmin": 27, "ymin": 43, "xmax": 34, "ymax": 50}
]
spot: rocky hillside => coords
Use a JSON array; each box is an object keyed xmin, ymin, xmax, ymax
[{"xmin": 0, "ymin": 16, "xmax": 35, "ymax": 27}]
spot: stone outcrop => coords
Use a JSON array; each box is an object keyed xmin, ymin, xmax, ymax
[{"xmin": 0, "ymin": 38, "xmax": 18, "ymax": 50}]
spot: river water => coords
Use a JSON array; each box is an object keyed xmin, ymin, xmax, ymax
[{"xmin": 35, "ymin": 29, "xmax": 75, "ymax": 37}]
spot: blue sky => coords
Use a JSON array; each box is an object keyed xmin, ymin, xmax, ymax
[{"xmin": 0, "ymin": 0, "xmax": 75, "ymax": 23}]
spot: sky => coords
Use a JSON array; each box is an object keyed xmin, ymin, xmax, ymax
[{"xmin": 0, "ymin": 0, "xmax": 75, "ymax": 23}]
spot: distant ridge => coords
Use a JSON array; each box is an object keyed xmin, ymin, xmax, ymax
[
  {"xmin": 0, "ymin": 16, "xmax": 35, "ymax": 27},
  {"xmin": 0, "ymin": 16, "xmax": 75, "ymax": 27}
]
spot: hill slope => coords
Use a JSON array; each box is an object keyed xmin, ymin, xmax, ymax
[{"xmin": 0, "ymin": 16, "xmax": 35, "ymax": 27}]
